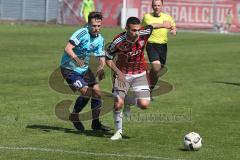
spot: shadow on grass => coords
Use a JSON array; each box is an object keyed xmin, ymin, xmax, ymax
[
  {"xmin": 213, "ymin": 81, "xmax": 240, "ymax": 87},
  {"xmin": 26, "ymin": 124, "xmax": 123, "ymax": 138},
  {"xmin": 178, "ymin": 148, "xmax": 189, "ymax": 151},
  {"xmin": 178, "ymin": 147, "xmax": 201, "ymax": 152}
]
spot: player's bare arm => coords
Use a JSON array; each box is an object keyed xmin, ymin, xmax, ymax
[
  {"xmin": 170, "ymin": 26, "xmax": 177, "ymax": 35},
  {"xmin": 96, "ymin": 57, "xmax": 106, "ymax": 81},
  {"xmin": 65, "ymin": 42, "xmax": 85, "ymax": 67},
  {"xmin": 151, "ymin": 20, "xmax": 172, "ymax": 29},
  {"xmin": 106, "ymin": 59, "xmax": 125, "ymax": 82}
]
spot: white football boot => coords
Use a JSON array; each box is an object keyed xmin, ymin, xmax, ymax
[{"xmin": 110, "ymin": 129, "xmax": 122, "ymax": 140}]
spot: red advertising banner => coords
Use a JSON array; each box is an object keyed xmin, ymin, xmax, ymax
[
  {"xmin": 59, "ymin": 0, "xmax": 122, "ymax": 26},
  {"xmin": 59, "ymin": 0, "xmax": 240, "ymax": 32},
  {"xmin": 140, "ymin": 0, "xmax": 240, "ymax": 32}
]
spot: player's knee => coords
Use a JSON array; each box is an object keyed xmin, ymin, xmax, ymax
[
  {"xmin": 139, "ymin": 104, "xmax": 149, "ymax": 110},
  {"xmin": 114, "ymin": 103, "xmax": 123, "ymax": 111},
  {"xmin": 155, "ymin": 66, "xmax": 162, "ymax": 74},
  {"xmin": 137, "ymin": 100, "xmax": 150, "ymax": 110},
  {"xmin": 114, "ymin": 97, "xmax": 124, "ymax": 111},
  {"xmin": 152, "ymin": 62, "xmax": 161, "ymax": 72}
]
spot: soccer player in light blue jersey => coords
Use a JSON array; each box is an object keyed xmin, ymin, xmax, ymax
[{"xmin": 60, "ymin": 12, "xmax": 110, "ymax": 132}]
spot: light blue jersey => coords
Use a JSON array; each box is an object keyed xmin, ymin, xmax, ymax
[{"xmin": 61, "ymin": 26, "xmax": 105, "ymax": 75}]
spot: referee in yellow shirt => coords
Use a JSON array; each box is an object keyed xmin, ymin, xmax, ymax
[{"xmin": 142, "ymin": 0, "xmax": 177, "ymax": 97}]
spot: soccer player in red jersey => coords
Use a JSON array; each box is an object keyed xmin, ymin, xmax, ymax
[{"xmin": 105, "ymin": 17, "xmax": 168, "ymax": 140}]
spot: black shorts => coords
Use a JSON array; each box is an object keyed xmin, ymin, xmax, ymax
[{"xmin": 146, "ymin": 43, "xmax": 167, "ymax": 65}]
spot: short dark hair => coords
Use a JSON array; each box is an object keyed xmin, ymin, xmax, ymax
[
  {"xmin": 126, "ymin": 17, "xmax": 140, "ymax": 27},
  {"xmin": 88, "ymin": 12, "xmax": 103, "ymax": 23}
]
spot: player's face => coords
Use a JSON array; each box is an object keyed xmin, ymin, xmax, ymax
[
  {"xmin": 152, "ymin": 0, "xmax": 163, "ymax": 16},
  {"xmin": 126, "ymin": 24, "xmax": 141, "ymax": 42},
  {"xmin": 89, "ymin": 18, "xmax": 102, "ymax": 37}
]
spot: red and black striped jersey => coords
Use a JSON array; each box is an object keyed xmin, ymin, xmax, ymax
[{"xmin": 106, "ymin": 25, "xmax": 153, "ymax": 74}]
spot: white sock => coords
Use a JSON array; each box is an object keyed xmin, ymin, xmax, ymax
[{"xmin": 113, "ymin": 110, "xmax": 123, "ymax": 133}]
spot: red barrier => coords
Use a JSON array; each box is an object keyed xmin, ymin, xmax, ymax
[
  {"xmin": 59, "ymin": 0, "xmax": 122, "ymax": 26},
  {"xmin": 59, "ymin": 0, "xmax": 240, "ymax": 32},
  {"xmin": 140, "ymin": 0, "xmax": 240, "ymax": 32}
]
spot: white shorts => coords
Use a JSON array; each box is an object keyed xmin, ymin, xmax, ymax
[{"xmin": 113, "ymin": 71, "xmax": 150, "ymax": 100}]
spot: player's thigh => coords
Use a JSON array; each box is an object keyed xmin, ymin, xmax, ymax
[
  {"xmin": 112, "ymin": 77, "xmax": 130, "ymax": 108},
  {"xmin": 61, "ymin": 68, "xmax": 88, "ymax": 92},
  {"xmin": 132, "ymin": 74, "xmax": 150, "ymax": 101},
  {"xmin": 92, "ymin": 84, "xmax": 102, "ymax": 98},
  {"xmin": 83, "ymin": 69, "xmax": 97, "ymax": 86}
]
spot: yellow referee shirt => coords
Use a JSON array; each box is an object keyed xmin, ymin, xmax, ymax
[{"xmin": 142, "ymin": 12, "xmax": 176, "ymax": 44}]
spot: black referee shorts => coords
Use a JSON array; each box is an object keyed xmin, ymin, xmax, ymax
[{"xmin": 146, "ymin": 43, "xmax": 167, "ymax": 65}]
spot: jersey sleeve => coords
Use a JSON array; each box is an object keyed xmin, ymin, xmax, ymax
[
  {"xmin": 105, "ymin": 41, "xmax": 117, "ymax": 60},
  {"xmin": 140, "ymin": 25, "xmax": 153, "ymax": 38},
  {"xmin": 168, "ymin": 15, "xmax": 176, "ymax": 28},
  {"xmin": 105, "ymin": 35, "xmax": 120, "ymax": 60},
  {"xmin": 69, "ymin": 28, "xmax": 88, "ymax": 46}
]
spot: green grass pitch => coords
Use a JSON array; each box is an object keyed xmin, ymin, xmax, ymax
[{"xmin": 0, "ymin": 24, "xmax": 240, "ymax": 160}]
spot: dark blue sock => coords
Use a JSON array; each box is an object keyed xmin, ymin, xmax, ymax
[
  {"xmin": 73, "ymin": 96, "xmax": 90, "ymax": 113},
  {"xmin": 91, "ymin": 98, "xmax": 102, "ymax": 122}
]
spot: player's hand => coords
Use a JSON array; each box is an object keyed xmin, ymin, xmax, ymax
[
  {"xmin": 170, "ymin": 29, "xmax": 177, "ymax": 35},
  {"xmin": 96, "ymin": 68, "xmax": 105, "ymax": 81},
  {"xmin": 162, "ymin": 21, "xmax": 172, "ymax": 29},
  {"xmin": 73, "ymin": 56, "xmax": 85, "ymax": 67}
]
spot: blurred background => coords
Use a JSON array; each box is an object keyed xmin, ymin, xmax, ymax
[
  {"xmin": 0, "ymin": 0, "xmax": 240, "ymax": 32},
  {"xmin": 0, "ymin": 1, "xmax": 240, "ymax": 159}
]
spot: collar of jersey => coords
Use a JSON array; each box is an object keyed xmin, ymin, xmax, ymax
[{"xmin": 152, "ymin": 12, "xmax": 162, "ymax": 17}]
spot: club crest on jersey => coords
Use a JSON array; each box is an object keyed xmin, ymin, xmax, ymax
[
  {"xmin": 89, "ymin": 44, "xmax": 95, "ymax": 50},
  {"xmin": 81, "ymin": 40, "xmax": 89, "ymax": 46},
  {"xmin": 118, "ymin": 41, "xmax": 131, "ymax": 51}
]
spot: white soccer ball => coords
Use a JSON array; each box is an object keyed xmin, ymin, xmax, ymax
[{"xmin": 183, "ymin": 132, "xmax": 202, "ymax": 151}]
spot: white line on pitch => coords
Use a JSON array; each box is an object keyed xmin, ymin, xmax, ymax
[{"xmin": 0, "ymin": 146, "xmax": 186, "ymax": 160}]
